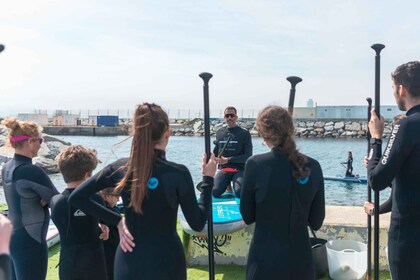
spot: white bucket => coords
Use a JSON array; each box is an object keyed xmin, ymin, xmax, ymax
[{"xmin": 326, "ymin": 239, "xmax": 367, "ymax": 280}]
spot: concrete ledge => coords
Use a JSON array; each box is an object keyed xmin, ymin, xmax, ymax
[{"xmin": 185, "ymin": 206, "xmax": 391, "ymax": 270}]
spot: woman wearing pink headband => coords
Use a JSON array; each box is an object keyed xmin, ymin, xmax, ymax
[{"xmin": 1, "ymin": 117, "xmax": 58, "ymax": 280}]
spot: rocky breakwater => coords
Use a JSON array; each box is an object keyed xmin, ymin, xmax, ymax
[
  {"xmin": 169, "ymin": 118, "xmax": 395, "ymax": 139},
  {"xmin": 0, "ymin": 125, "xmax": 71, "ymax": 185}
]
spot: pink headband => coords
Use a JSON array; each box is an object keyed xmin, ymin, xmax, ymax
[{"xmin": 10, "ymin": 135, "xmax": 31, "ymax": 142}]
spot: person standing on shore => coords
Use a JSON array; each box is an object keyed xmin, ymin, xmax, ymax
[
  {"xmin": 212, "ymin": 106, "xmax": 252, "ymax": 198},
  {"xmin": 1, "ymin": 117, "xmax": 59, "ymax": 280},
  {"xmin": 368, "ymin": 61, "xmax": 420, "ymax": 280},
  {"xmin": 50, "ymin": 145, "xmax": 109, "ymax": 280},
  {"xmin": 0, "ymin": 213, "xmax": 13, "ymax": 280},
  {"xmin": 100, "ymin": 187, "xmax": 122, "ymax": 280},
  {"xmin": 240, "ymin": 105, "xmax": 325, "ymax": 280},
  {"xmin": 69, "ymin": 103, "xmax": 216, "ymax": 280}
]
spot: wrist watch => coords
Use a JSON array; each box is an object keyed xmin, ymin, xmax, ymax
[
  {"xmin": 369, "ymin": 208, "xmax": 375, "ymax": 216},
  {"xmin": 370, "ymin": 138, "xmax": 382, "ymax": 145}
]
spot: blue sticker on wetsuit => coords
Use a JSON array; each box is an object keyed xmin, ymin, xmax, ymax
[
  {"xmin": 148, "ymin": 177, "xmax": 159, "ymax": 189},
  {"xmin": 298, "ymin": 177, "xmax": 309, "ymax": 185}
]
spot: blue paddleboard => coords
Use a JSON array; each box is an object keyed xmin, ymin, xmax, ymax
[{"xmin": 180, "ymin": 192, "xmax": 247, "ymax": 236}]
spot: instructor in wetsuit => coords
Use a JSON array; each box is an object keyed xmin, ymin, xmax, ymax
[
  {"xmin": 69, "ymin": 103, "xmax": 217, "ymax": 280},
  {"xmin": 368, "ymin": 61, "xmax": 420, "ymax": 280},
  {"xmin": 212, "ymin": 106, "xmax": 252, "ymax": 198},
  {"xmin": 240, "ymin": 105, "xmax": 325, "ymax": 280},
  {"xmin": 1, "ymin": 117, "xmax": 59, "ymax": 280}
]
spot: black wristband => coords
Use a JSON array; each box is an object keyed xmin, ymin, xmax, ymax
[{"xmin": 370, "ymin": 138, "xmax": 382, "ymax": 145}]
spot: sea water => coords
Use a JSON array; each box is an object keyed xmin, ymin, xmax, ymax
[{"xmin": 0, "ymin": 135, "xmax": 391, "ymax": 206}]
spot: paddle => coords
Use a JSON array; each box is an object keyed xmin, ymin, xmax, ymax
[
  {"xmin": 199, "ymin": 72, "xmax": 215, "ymax": 280},
  {"xmin": 0, "ymin": 44, "xmax": 4, "ymax": 53},
  {"xmin": 366, "ymin": 97, "xmax": 373, "ymax": 279},
  {"xmin": 196, "ymin": 135, "xmax": 232, "ymax": 193},
  {"xmin": 286, "ymin": 76, "xmax": 302, "ymax": 116},
  {"xmin": 218, "ymin": 132, "xmax": 233, "ymax": 158},
  {"xmin": 371, "ymin": 43, "xmax": 385, "ymax": 280}
]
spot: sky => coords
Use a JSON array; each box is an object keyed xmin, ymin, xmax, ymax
[{"xmin": 0, "ymin": 0, "xmax": 419, "ymax": 117}]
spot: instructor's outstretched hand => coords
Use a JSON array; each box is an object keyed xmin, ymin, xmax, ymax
[{"xmin": 118, "ymin": 217, "xmax": 135, "ymax": 252}]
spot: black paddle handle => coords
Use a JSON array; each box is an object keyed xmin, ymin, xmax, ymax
[
  {"xmin": 366, "ymin": 97, "xmax": 373, "ymax": 280},
  {"xmin": 199, "ymin": 72, "xmax": 213, "ymax": 162},
  {"xmin": 371, "ymin": 43, "xmax": 385, "ymax": 280},
  {"xmin": 286, "ymin": 76, "xmax": 302, "ymax": 115},
  {"xmin": 199, "ymin": 72, "xmax": 215, "ymax": 280}
]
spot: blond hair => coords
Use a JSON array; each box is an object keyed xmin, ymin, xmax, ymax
[{"xmin": 1, "ymin": 117, "xmax": 42, "ymax": 148}]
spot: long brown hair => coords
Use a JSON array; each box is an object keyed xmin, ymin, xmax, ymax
[
  {"xmin": 1, "ymin": 117, "xmax": 42, "ymax": 149},
  {"xmin": 116, "ymin": 103, "xmax": 169, "ymax": 214},
  {"xmin": 256, "ymin": 105, "xmax": 310, "ymax": 180}
]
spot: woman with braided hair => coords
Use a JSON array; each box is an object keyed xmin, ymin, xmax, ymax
[{"xmin": 240, "ymin": 105, "xmax": 325, "ymax": 280}]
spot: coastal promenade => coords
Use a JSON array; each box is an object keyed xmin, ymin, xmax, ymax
[{"xmin": 42, "ymin": 118, "xmax": 397, "ymax": 138}]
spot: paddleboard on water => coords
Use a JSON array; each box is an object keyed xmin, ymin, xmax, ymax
[
  {"xmin": 324, "ymin": 175, "xmax": 367, "ymax": 184},
  {"xmin": 180, "ymin": 192, "xmax": 247, "ymax": 236}
]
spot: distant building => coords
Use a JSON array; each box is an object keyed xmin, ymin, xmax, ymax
[
  {"xmin": 307, "ymin": 99, "xmax": 314, "ymax": 107},
  {"xmin": 17, "ymin": 113, "xmax": 49, "ymax": 126}
]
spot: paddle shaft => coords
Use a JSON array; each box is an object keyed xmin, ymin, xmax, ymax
[
  {"xmin": 218, "ymin": 133, "xmax": 232, "ymax": 157},
  {"xmin": 286, "ymin": 76, "xmax": 302, "ymax": 115},
  {"xmin": 371, "ymin": 43, "xmax": 385, "ymax": 280},
  {"xmin": 366, "ymin": 97, "xmax": 373, "ymax": 279},
  {"xmin": 199, "ymin": 72, "xmax": 215, "ymax": 280}
]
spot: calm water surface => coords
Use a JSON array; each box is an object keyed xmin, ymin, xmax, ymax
[{"xmin": 1, "ymin": 136, "xmax": 391, "ymax": 206}]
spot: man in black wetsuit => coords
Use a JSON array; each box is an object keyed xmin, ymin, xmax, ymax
[
  {"xmin": 368, "ymin": 61, "xmax": 420, "ymax": 280},
  {"xmin": 50, "ymin": 145, "xmax": 109, "ymax": 280},
  {"xmin": 212, "ymin": 106, "xmax": 252, "ymax": 198}
]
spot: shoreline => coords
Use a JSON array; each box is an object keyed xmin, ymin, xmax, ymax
[{"xmin": 41, "ymin": 118, "xmax": 396, "ymax": 138}]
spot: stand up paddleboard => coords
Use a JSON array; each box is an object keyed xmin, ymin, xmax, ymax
[
  {"xmin": 47, "ymin": 219, "xmax": 60, "ymax": 248},
  {"xmin": 324, "ymin": 175, "xmax": 367, "ymax": 184},
  {"xmin": 180, "ymin": 192, "xmax": 247, "ymax": 236}
]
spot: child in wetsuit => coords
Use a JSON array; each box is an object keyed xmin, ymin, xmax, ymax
[
  {"xmin": 100, "ymin": 187, "xmax": 121, "ymax": 280},
  {"xmin": 50, "ymin": 145, "xmax": 109, "ymax": 280}
]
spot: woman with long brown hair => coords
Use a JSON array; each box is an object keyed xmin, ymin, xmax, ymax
[
  {"xmin": 70, "ymin": 103, "xmax": 216, "ymax": 279},
  {"xmin": 1, "ymin": 117, "xmax": 58, "ymax": 280},
  {"xmin": 240, "ymin": 105, "xmax": 325, "ymax": 280}
]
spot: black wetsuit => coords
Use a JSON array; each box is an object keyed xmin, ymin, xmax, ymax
[
  {"xmin": 240, "ymin": 149, "xmax": 325, "ymax": 280},
  {"xmin": 0, "ymin": 254, "xmax": 11, "ymax": 280},
  {"xmin": 368, "ymin": 104, "xmax": 420, "ymax": 280},
  {"xmin": 212, "ymin": 125, "xmax": 252, "ymax": 198},
  {"xmin": 102, "ymin": 203, "xmax": 120, "ymax": 280},
  {"xmin": 50, "ymin": 189, "xmax": 107, "ymax": 280},
  {"xmin": 69, "ymin": 150, "xmax": 213, "ymax": 280},
  {"xmin": 344, "ymin": 156, "xmax": 353, "ymax": 177},
  {"xmin": 1, "ymin": 154, "xmax": 59, "ymax": 280}
]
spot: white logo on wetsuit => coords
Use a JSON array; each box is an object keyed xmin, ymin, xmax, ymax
[
  {"xmin": 381, "ymin": 124, "xmax": 400, "ymax": 165},
  {"xmin": 74, "ymin": 209, "xmax": 86, "ymax": 217}
]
